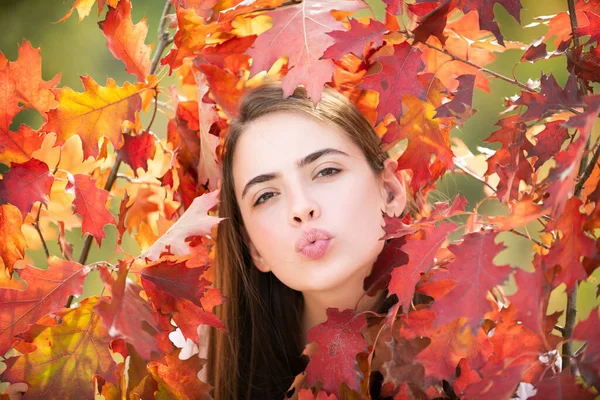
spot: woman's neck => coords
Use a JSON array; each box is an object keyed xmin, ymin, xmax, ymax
[{"xmin": 301, "ymin": 269, "xmax": 386, "ymax": 342}]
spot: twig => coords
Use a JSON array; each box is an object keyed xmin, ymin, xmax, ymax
[
  {"xmin": 508, "ymin": 228, "xmax": 550, "ymax": 250},
  {"xmin": 33, "ymin": 203, "xmax": 50, "ymax": 258},
  {"xmin": 146, "ymin": 90, "xmax": 160, "ymax": 132},
  {"xmin": 116, "ymin": 173, "xmax": 163, "ymax": 185},
  {"xmin": 453, "ymin": 157, "xmax": 498, "ymax": 194},
  {"xmin": 574, "ymin": 140, "xmax": 600, "ymax": 196},
  {"xmin": 562, "ymin": 285, "xmax": 578, "ymax": 372},
  {"xmin": 567, "ymin": 0, "xmax": 580, "ymax": 48},
  {"xmin": 150, "ymin": 1, "xmax": 174, "ymax": 75}
]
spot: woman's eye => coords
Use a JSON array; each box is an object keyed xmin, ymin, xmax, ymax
[
  {"xmin": 254, "ymin": 192, "xmax": 275, "ymax": 207},
  {"xmin": 316, "ymin": 167, "xmax": 341, "ymax": 178}
]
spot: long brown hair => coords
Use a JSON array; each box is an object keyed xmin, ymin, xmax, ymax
[{"xmin": 207, "ymin": 82, "xmax": 403, "ymax": 399}]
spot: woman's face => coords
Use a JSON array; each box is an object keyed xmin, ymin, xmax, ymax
[{"xmin": 232, "ymin": 111, "xmax": 403, "ymax": 293}]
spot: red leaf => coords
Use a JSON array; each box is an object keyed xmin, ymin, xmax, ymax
[
  {"xmin": 410, "ymin": 1, "xmax": 454, "ymax": 45},
  {"xmin": 457, "ymin": 0, "xmax": 523, "ymax": 46},
  {"xmin": 573, "ymin": 308, "xmax": 600, "ymax": 363},
  {"xmin": 98, "ymin": 0, "xmax": 152, "ymax": 81},
  {"xmin": 70, "ymin": 173, "xmax": 117, "ymax": 245},
  {"xmin": 429, "ymin": 231, "xmax": 512, "ymax": 330},
  {"xmin": 305, "ymin": 309, "xmax": 368, "ymax": 396},
  {"xmin": 453, "ymin": 358, "xmax": 481, "ymax": 395},
  {"xmin": 0, "ymin": 158, "xmax": 54, "ymax": 218},
  {"xmin": 515, "ymin": 73, "xmax": 580, "ymax": 122},
  {"xmin": 383, "ymin": 0, "xmax": 402, "ymax": 15},
  {"xmin": 359, "ymin": 42, "xmax": 425, "ymax": 122},
  {"xmin": 388, "ymin": 222, "xmax": 456, "ymax": 318},
  {"xmin": 140, "ymin": 257, "xmax": 211, "ymax": 309},
  {"xmin": 526, "ymin": 120, "xmax": 570, "ymax": 169},
  {"xmin": 543, "ymin": 197, "xmax": 594, "ymax": 291},
  {"xmin": 0, "ymin": 256, "xmax": 89, "ymax": 355},
  {"xmin": 574, "ymin": 11, "xmax": 600, "ymax": 45},
  {"xmin": 95, "ymin": 263, "xmax": 160, "ymax": 360},
  {"xmin": 530, "ymin": 372, "xmax": 597, "ymax": 400},
  {"xmin": 364, "ymin": 236, "xmax": 408, "ymax": 296},
  {"xmin": 463, "ymin": 365, "xmax": 526, "ymax": 400},
  {"xmin": 195, "ymin": 63, "xmax": 243, "ymax": 118},
  {"xmin": 323, "ymin": 18, "xmax": 387, "ymax": 60},
  {"xmin": 246, "ymin": 0, "xmax": 366, "ymax": 102},
  {"xmin": 118, "ymin": 131, "xmax": 156, "ymax": 176},
  {"xmin": 434, "ymin": 74, "xmax": 477, "ymax": 122}
]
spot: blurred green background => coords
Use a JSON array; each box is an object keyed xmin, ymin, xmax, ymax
[{"xmin": 0, "ymin": 0, "xmax": 597, "ymax": 331}]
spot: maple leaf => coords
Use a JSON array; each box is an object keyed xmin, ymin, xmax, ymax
[
  {"xmin": 382, "ymin": 95, "xmax": 454, "ymax": 191},
  {"xmin": 42, "ymin": 76, "xmax": 144, "ymax": 159},
  {"xmin": 70, "ymin": 173, "xmax": 117, "ymax": 245},
  {"xmin": 118, "ymin": 131, "xmax": 156, "ymax": 176},
  {"xmin": 388, "ymin": 222, "xmax": 456, "ymax": 320},
  {"xmin": 0, "ymin": 256, "xmax": 89, "ymax": 355},
  {"xmin": 58, "ymin": 0, "xmax": 119, "ymax": 22},
  {"xmin": 0, "ymin": 204, "xmax": 27, "ymax": 285},
  {"xmin": 99, "ymin": 0, "xmax": 152, "ymax": 82},
  {"xmin": 147, "ymin": 348, "xmax": 212, "ymax": 399},
  {"xmin": 140, "ymin": 256, "xmax": 211, "ymax": 309},
  {"xmin": 410, "ymin": 1, "xmax": 454, "ymax": 45},
  {"xmin": 140, "ymin": 189, "xmax": 223, "ymax": 261},
  {"xmin": 195, "ymin": 63, "xmax": 244, "ymax": 119},
  {"xmin": 359, "ymin": 43, "xmax": 425, "ymax": 122},
  {"xmin": 95, "ymin": 263, "xmax": 160, "ymax": 360},
  {"xmin": 0, "ymin": 158, "xmax": 54, "ymax": 218},
  {"xmin": 245, "ymin": 0, "xmax": 366, "ymax": 102},
  {"xmin": 305, "ymin": 308, "xmax": 369, "ymax": 396},
  {"xmin": 429, "ymin": 231, "xmax": 513, "ymax": 330},
  {"xmin": 5, "ymin": 40, "xmax": 61, "ymax": 116},
  {"xmin": 323, "ymin": 18, "xmax": 387, "ymax": 60},
  {"xmin": 574, "ymin": 11, "xmax": 600, "ymax": 45},
  {"xmin": 2, "ymin": 297, "xmax": 116, "ymax": 399}
]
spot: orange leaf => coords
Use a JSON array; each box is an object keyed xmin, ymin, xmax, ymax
[
  {"xmin": 70, "ymin": 173, "xmax": 117, "ymax": 245},
  {"xmin": 42, "ymin": 76, "xmax": 143, "ymax": 159},
  {"xmin": 0, "ymin": 204, "xmax": 26, "ymax": 284},
  {"xmin": 99, "ymin": 0, "xmax": 152, "ymax": 82},
  {"xmin": 0, "ymin": 256, "xmax": 89, "ymax": 355},
  {"xmin": 2, "ymin": 297, "xmax": 116, "ymax": 399},
  {"xmin": 147, "ymin": 348, "xmax": 212, "ymax": 399}
]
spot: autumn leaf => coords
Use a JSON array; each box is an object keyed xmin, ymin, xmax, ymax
[
  {"xmin": 434, "ymin": 74, "xmax": 477, "ymax": 122},
  {"xmin": 531, "ymin": 372, "xmax": 597, "ymax": 399},
  {"xmin": 95, "ymin": 262, "xmax": 160, "ymax": 360},
  {"xmin": 526, "ymin": 120, "xmax": 570, "ymax": 169},
  {"xmin": 0, "ymin": 256, "xmax": 89, "ymax": 355},
  {"xmin": 99, "ymin": 0, "xmax": 152, "ymax": 82},
  {"xmin": 428, "ymin": 231, "xmax": 513, "ymax": 330},
  {"xmin": 118, "ymin": 131, "xmax": 156, "ymax": 176},
  {"xmin": 0, "ymin": 158, "xmax": 54, "ymax": 218},
  {"xmin": 139, "ymin": 189, "xmax": 223, "ymax": 261},
  {"xmin": 2, "ymin": 297, "xmax": 116, "ymax": 400},
  {"xmin": 323, "ymin": 18, "xmax": 387, "ymax": 60},
  {"xmin": 70, "ymin": 173, "xmax": 117, "ymax": 245},
  {"xmin": 42, "ymin": 76, "xmax": 143, "ymax": 159},
  {"xmin": 58, "ymin": 0, "xmax": 119, "ymax": 22},
  {"xmin": 359, "ymin": 43, "xmax": 425, "ymax": 122},
  {"xmin": 574, "ymin": 11, "xmax": 600, "ymax": 45},
  {"xmin": 305, "ymin": 308, "xmax": 368, "ymax": 396},
  {"xmin": 387, "ymin": 222, "xmax": 456, "ymax": 320},
  {"xmin": 572, "ymin": 309, "xmax": 600, "ymax": 388},
  {"xmin": 147, "ymin": 348, "xmax": 212, "ymax": 399},
  {"xmin": 514, "ymin": 73, "xmax": 580, "ymax": 122},
  {"xmin": 382, "ymin": 95, "xmax": 454, "ymax": 191},
  {"xmin": 246, "ymin": 0, "xmax": 367, "ymax": 102},
  {"xmin": 0, "ymin": 204, "xmax": 27, "ymax": 285}
]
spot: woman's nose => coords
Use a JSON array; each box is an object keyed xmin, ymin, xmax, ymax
[{"xmin": 288, "ymin": 185, "xmax": 320, "ymax": 224}]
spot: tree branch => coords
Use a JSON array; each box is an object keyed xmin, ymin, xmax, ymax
[
  {"xmin": 33, "ymin": 203, "xmax": 50, "ymax": 259},
  {"xmin": 562, "ymin": 285, "xmax": 578, "ymax": 372},
  {"xmin": 567, "ymin": 0, "xmax": 580, "ymax": 48}
]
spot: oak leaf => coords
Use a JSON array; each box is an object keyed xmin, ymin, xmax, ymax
[
  {"xmin": 0, "ymin": 256, "xmax": 89, "ymax": 355},
  {"xmin": 42, "ymin": 76, "xmax": 143, "ymax": 159},
  {"xmin": 0, "ymin": 204, "xmax": 27, "ymax": 285},
  {"xmin": 305, "ymin": 308, "xmax": 368, "ymax": 396},
  {"xmin": 0, "ymin": 158, "xmax": 54, "ymax": 218},
  {"xmin": 428, "ymin": 231, "xmax": 513, "ymax": 330},
  {"xmin": 70, "ymin": 173, "xmax": 117, "ymax": 245},
  {"xmin": 139, "ymin": 189, "xmax": 223, "ymax": 261},
  {"xmin": 2, "ymin": 297, "xmax": 116, "ymax": 399},
  {"xmin": 99, "ymin": 0, "xmax": 152, "ymax": 82},
  {"xmin": 118, "ymin": 131, "xmax": 156, "ymax": 176},
  {"xmin": 95, "ymin": 263, "xmax": 160, "ymax": 360},
  {"xmin": 574, "ymin": 11, "xmax": 600, "ymax": 45},
  {"xmin": 323, "ymin": 18, "xmax": 387, "ymax": 60},
  {"xmin": 359, "ymin": 43, "xmax": 425, "ymax": 122}
]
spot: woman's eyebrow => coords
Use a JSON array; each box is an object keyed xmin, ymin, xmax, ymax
[{"xmin": 241, "ymin": 147, "xmax": 350, "ymax": 199}]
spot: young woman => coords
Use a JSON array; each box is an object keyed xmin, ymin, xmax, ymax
[{"xmin": 204, "ymin": 82, "xmax": 410, "ymax": 399}]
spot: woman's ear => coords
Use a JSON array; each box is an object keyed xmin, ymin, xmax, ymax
[
  {"xmin": 241, "ymin": 226, "xmax": 271, "ymax": 273},
  {"xmin": 379, "ymin": 158, "xmax": 407, "ymax": 218}
]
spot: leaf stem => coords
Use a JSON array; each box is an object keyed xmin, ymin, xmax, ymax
[{"xmin": 574, "ymin": 139, "xmax": 600, "ymax": 196}]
